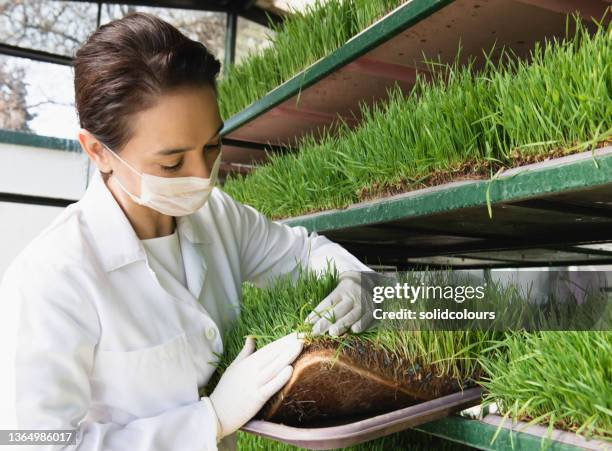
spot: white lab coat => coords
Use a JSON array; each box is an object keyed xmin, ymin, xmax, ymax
[{"xmin": 0, "ymin": 169, "xmax": 371, "ymax": 451}]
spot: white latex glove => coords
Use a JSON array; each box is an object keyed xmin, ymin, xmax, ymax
[
  {"xmin": 208, "ymin": 332, "xmax": 303, "ymax": 441},
  {"xmin": 305, "ymin": 270, "xmax": 374, "ymax": 336}
]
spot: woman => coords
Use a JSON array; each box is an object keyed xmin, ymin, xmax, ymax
[{"xmin": 0, "ymin": 12, "xmax": 374, "ymax": 451}]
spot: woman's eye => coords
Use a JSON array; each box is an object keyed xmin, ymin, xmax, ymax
[{"xmin": 161, "ymin": 159, "xmax": 184, "ymax": 172}]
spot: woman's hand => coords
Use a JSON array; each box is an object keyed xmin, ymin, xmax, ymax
[
  {"xmin": 208, "ymin": 332, "xmax": 303, "ymax": 440},
  {"xmin": 305, "ymin": 270, "xmax": 374, "ymax": 336}
]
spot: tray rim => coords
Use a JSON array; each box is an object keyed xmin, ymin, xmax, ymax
[{"xmin": 240, "ymin": 386, "xmax": 483, "ymax": 449}]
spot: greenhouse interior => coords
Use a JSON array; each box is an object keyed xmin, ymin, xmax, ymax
[{"xmin": 0, "ymin": 0, "xmax": 610, "ymax": 450}]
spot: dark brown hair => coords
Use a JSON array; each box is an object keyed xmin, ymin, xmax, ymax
[{"xmin": 74, "ymin": 12, "xmax": 222, "ymax": 151}]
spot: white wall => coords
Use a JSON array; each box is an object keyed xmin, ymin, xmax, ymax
[
  {"xmin": 0, "ymin": 141, "xmax": 88, "ymax": 280},
  {"xmin": 0, "ymin": 141, "xmax": 88, "ymax": 198}
]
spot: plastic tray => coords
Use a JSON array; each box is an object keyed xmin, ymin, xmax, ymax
[{"xmin": 240, "ymin": 386, "xmax": 483, "ymax": 449}]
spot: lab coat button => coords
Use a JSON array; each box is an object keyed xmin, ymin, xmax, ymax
[{"xmin": 205, "ymin": 327, "xmax": 217, "ymax": 340}]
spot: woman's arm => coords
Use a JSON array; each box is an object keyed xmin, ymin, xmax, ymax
[
  {"xmin": 220, "ymin": 189, "xmax": 372, "ymax": 288},
  {"xmin": 0, "ymin": 259, "xmax": 220, "ymax": 451}
]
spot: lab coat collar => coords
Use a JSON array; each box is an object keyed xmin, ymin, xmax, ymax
[
  {"xmin": 176, "ymin": 211, "xmax": 213, "ymax": 245},
  {"xmin": 80, "ymin": 170, "xmax": 212, "ymax": 273}
]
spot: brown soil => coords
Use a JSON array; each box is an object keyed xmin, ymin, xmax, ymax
[
  {"xmin": 258, "ymin": 339, "xmax": 480, "ymax": 426},
  {"xmin": 269, "ymin": 139, "xmax": 612, "ymax": 221},
  {"xmin": 356, "ymin": 144, "xmax": 594, "ymax": 202}
]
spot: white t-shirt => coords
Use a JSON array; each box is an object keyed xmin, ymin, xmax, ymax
[{"xmin": 141, "ymin": 228, "xmax": 187, "ymax": 288}]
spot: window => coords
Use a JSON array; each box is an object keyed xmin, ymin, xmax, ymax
[
  {"xmin": 0, "ymin": 0, "xmax": 98, "ymax": 57},
  {"xmin": 0, "ymin": 54, "xmax": 77, "ymax": 139}
]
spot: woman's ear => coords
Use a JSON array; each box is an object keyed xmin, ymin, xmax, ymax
[{"xmin": 78, "ymin": 128, "xmax": 112, "ymax": 173}]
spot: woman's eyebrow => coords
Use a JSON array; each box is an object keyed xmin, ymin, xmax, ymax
[{"xmin": 155, "ymin": 121, "xmax": 225, "ymax": 155}]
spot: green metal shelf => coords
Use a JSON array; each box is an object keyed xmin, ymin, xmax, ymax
[
  {"xmin": 221, "ymin": 4, "xmax": 612, "ymax": 444},
  {"xmin": 0, "ymin": 128, "xmax": 81, "ymax": 153},
  {"xmin": 218, "ymin": 0, "xmax": 609, "ymax": 175},
  {"xmin": 278, "ymin": 146, "xmax": 612, "ymax": 269},
  {"xmin": 413, "ymin": 415, "xmax": 607, "ymax": 451}
]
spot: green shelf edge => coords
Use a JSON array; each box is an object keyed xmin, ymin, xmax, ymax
[
  {"xmin": 414, "ymin": 416, "xmax": 594, "ymax": 451},
  {"xmin": 279, "ymin": 149, "xmax": 612, "ymax": 233},
  {"xmin": 0, "ymin": 128, "xmax": 81, "ymax": 153},
  {"xmin": 220, "ymin": 0, "xmax": 452, "ymax": 136}
]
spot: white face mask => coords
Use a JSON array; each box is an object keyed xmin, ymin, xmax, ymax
[{"xmin": 103, "ymin": 143, "xmax": 221, "ymax": 217}]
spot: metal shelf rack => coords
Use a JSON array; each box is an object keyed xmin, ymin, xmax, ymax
[
  {"xmin": 219, "ymin": 0, "xmax": 609, "ymax": 176},
  {"xmin": 219, "ymin": 0, "xmax": 612, "ymax": 448},
  {"xmin": 278, "ymin": 146, "xmax": 612, "ymax": 269}
]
